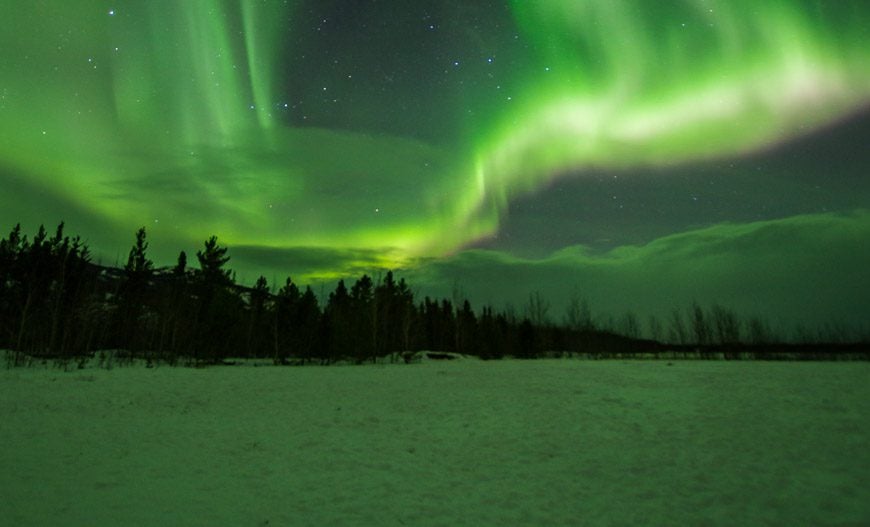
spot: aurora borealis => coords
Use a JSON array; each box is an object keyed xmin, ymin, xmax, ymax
[{"xmin": 2, "ymin": 1, "xmax": 869, "ymax": 332}]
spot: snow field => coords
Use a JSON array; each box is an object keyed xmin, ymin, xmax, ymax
[{"xmin": 1, "ymin": 359, "xmax": 868, "ymax": 526}]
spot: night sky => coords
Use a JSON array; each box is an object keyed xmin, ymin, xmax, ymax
[{"xmin": 2, "ymin": 1, "xmax": 869, "ymax": 334}]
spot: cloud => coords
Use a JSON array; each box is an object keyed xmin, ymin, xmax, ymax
[{"xmin": 404, "ymin": 210, "xmax": 870, "ymax": 333}]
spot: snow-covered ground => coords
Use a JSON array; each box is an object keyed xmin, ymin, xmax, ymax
[{"xmin": 1, "ymin": 358, "xmax": 868, "ymax": 526}]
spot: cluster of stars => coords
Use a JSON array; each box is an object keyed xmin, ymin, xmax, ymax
[{"xmin": 258, "ymin": 2, "xmax": 527, "ymax": 135}]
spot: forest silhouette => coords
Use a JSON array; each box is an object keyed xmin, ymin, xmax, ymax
[{"xmin": 1, "ymin": 223, "xmax": 867, "ymax": 367}]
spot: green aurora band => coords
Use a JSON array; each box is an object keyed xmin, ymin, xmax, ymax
[
  {"xmin": 1, "ymin": 0, "xmax": 869, "ymax": 282},
  {"xmin": 464, "ymin": 0, "xmax": 870, "ymax": 237}
]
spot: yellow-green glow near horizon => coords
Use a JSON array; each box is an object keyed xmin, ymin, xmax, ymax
[{"xmin": 1, "ymin": 0, "xmax": 869, "ymax": 284}]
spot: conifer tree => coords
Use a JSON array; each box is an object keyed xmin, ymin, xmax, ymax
[
  {"xmin": 191, "ymin": 236, "xmax": 238, "ymax": 362},
  {"xmin": 16, "ymin": 225, "xmax": 49, "ymax": 352},
  {"xmin": 246, "ymin": 275, "xmax": 270, "ymax": 358},
  {"xmin": 296, "ymin": 286, "xmax": 321, "ymax": 363},
  {"xmin": 350, "ymin": 275, "xmax": 375, "ymax": 362},
  {"xmin": 117, "ymin": 227, "xmax": 154, "ymax": 357},
  {"xmin": 456, "ymin": 299, "xmax": 478, "ymax": 354},
  {"xmin": 125, "ymin": 227, "xmax": 153, "ymax": 279},
  {"xmin": 196, "ymin": 235, "xmax": 232, "ymax": 285},
  {"xmin": 156, "ymin": 250, "xmax": 193, "ymax": 359},
  {"xmin": 396, "ymin": 277, "xmax": 415, "ymax": 351},
  {"xmin": 273, "ymin": 277, "xmax": 301, "ymax": 363},
  {"xmin": 0, "ymin": 224, "xmax": 25, "ymax": 347},
  {"xmin": 324, "ymin": 279, "xmax": 352, "ymax": 362},
  {"xmin": 174, "ymin": 251, "xmax": 187, "ymax": 276}
]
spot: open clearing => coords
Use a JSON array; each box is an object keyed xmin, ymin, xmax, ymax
[{"xmin": 1, "ymin": 359, "xmax": 868, "ymax": 526}]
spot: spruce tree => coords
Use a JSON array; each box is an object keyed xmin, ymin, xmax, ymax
[
  {"xmin": 125, "ymin": 227, "xmax": 153, "ymax": 279},
  {"xmin": 173, "ymin": 250, "xmax": 187, "ymax": 277},
  {"xmin": 324, "ymin": 279, "xmax": 351, "ymax": 362},
  {"xmin": 274, "ymin": 277, "xmax": 301, "ymax": 363},
  {"xmin": 117, "ymin": 227, "xmax": 154, "ymax": 357},
  {"xmin": 196, "ymin": 235, "xmax": 231, "ymax": 285},
  {"xmin": 246, "ymin": 276, "xmax": 270, "ymax": 358},
  {"xmin": 296, "ymin": 286, "xmax": 321, "ymax": 363}
]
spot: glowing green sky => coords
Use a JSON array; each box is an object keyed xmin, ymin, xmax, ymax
[{"xmin": 1, "ymin": 0, "xmax": 869, "ymax": 332}]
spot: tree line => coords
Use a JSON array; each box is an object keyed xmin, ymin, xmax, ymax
[{"xmin": 1, "ymin": 223, "xmax": 866, "ymax": 367}]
